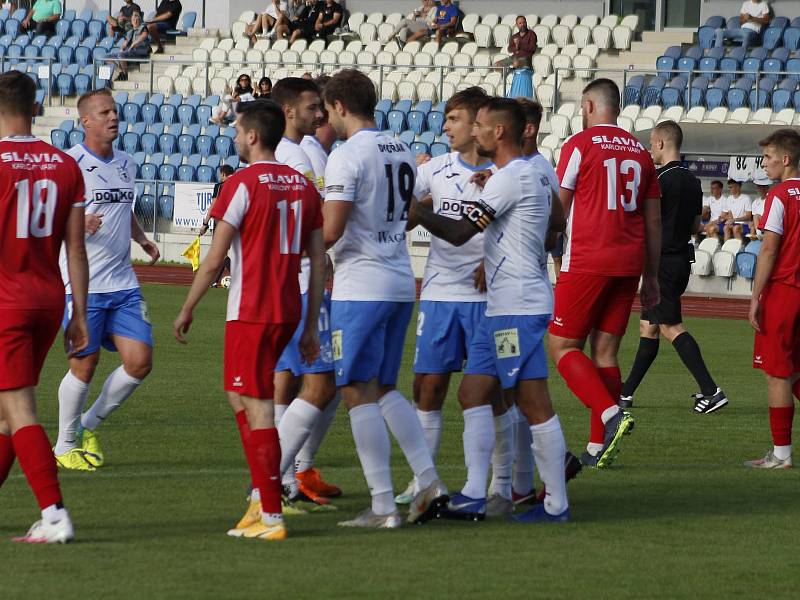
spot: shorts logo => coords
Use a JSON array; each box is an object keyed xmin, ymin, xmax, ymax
[
  {"xmin": 233, "ymin": 375, "xmax": 243, "ymax": 387},
  {"xmin": 332, "ymin": 330, "xmax": 343, "ymax": 361},
  {"xmin": 507, "ymin": 367, "xmax": 520, "ymax": 377},
  {"xmin": 319, "ymin": 340, "xmax": 334, "ymax": 364},
  {"xmin": 754, "ymin": 355, "xmax": 763, "ymax": 364},
  {"xmin": 552, "ymin": 316, "xmax": 564, "ymax": 327},
  {"xmin": 140, "ymin": 300, "xmax": 151, "ymax": 325},
  {"xmin": 494, "ymin": 328, "xmax": 520, "ymax": 359}
]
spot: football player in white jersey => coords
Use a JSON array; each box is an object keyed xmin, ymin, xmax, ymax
[
  {"xmin": 323, "ymin": 70, "xmax": 448, "ymax": 528},
  {"xmin": 393, "ymin": 87, "xmax": 493, "ymax": 506},
  {"xmin": 410, "ymin": 97, "xmax": 573, "ymax": 523},
  {"xmin": 53, "ymin": 89, "xmax": 159, "ymax": 470}
]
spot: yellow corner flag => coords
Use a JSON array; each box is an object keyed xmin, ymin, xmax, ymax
[{"xmin": 182, "ymin": 237, "xmax": 201, "ymax": 272}]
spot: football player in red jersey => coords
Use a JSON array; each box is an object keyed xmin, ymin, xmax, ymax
[
  {"xmin": 745, "ymin": 129, "xmax": 800, "ymax": 469},
  {"xmin": 0, "ymin": 71, "xmax": 90, "ymax": 543},
  {"xmin": 548, "ymin": 79, "xmax": 662, "ymax": 469},
  {"xmin": 174, "ymin": 100, "xmax": 325, "ymax": 541}
]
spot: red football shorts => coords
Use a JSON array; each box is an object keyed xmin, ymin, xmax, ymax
[
  {"xmin": 0, "ymin": 309, "xmax": 62, "ymax": 391},
  {"xmin": 549, "ymin": 272, "xmax": 640, "ymax": 339},
  {"xmin": 224, "ymin": 321, "xmax": 296, "ymax": 398},
  {"xmin": 753, "ymin": 281, "xmax": 800, "ymax": 378}
]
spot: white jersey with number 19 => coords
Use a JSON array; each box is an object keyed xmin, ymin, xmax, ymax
[{"xmin": 324, "ymin": 129, "xmax": 416, "ymax": 302}]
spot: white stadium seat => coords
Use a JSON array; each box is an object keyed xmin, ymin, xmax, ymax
[
  {"xmin": 592, "ymin": 25, "xmax": 612, "ymax": 49},
  {"xmin": 472, "ymin": 53, "xmax": 491, "ymax": 76},
  {"xmin": 376, "ymin": 51, "xmax": 394, "ymax": 66},
  {"xmin": 570, "ymin": 115, "xmax": 583, "ymax": 135},
  {"xmin": 398, "ymin": 81, "xmax": 417, "ymax": 101},
  {"xmin": 308, "ymin": 39, "xmax": 326, "ymax": 53},
  {"xmin": 621, "ymin": 15, "xmax": 639, "ymax": 30},
  {"xmin": 747, "ymin": 108, "xmax": 772, "ymax": 124},
  {"xmin": 327, "ymin": 39, "xmax": 344, "ymax": 53},
  {"xmin": 601, "ymin": 15, "xmax": 619, "ymax": 28},
  {"xmin": 356, "ymin": 50, "xmax": 375, "ymax": 66},
  {"xmin": 377, "ymin": 22, "xmax": 394, "ymax": 43},
  {"xmin": 571, "ymin": 24, "xmax": 592, "ymax": 47},
  {"xmin": 620, "ymin": 105, "xmax": 641, "ymax": 120},
  {"xmin": 549, "ymin": 114, "xmax": 571, "ymax": 139},
  {"xmin": 272, "ymin": 39, "xmax": 289, "ymax": 52},
  {"xmin": 617, "ymin": 116, "xmax": 634, "ymax": 132},
  {"xmin": 482, "ymin": 14, "xmax": 500, "ymax": 28},
  {"xmin": 692, "ymin": 238, "xmax": 719, "ymax": 276},
  {"xmin": 231, "ymin": 21, "xmax": 246, "ymax": 38},
  {"xmin": 417, "ymin": 81, "xmax": 438, "ymax": 103},
  {"xmin": 681, "ymin": 106, "xmax": 706, "ymax": 122},
  {"xmin": 540, "ymin": 43, "xmax": 559, "ymax": 58},
  {"xmin": 441, "ymin": 41, "xmax": 460, "ymax": 56},
  {"xmin": 338, "ymin": 50, "xmax": 356, "ymax": 66},
  {"xmin": 174, "ymin": 76, "xmax": 192, "ymax": 96},
  {"xmin": 537, "ymin": 84, "xmax": 555, "ymax": 108},
  {"xmin": 572, "ymin": 54, "xmax": 594, "ymax": 79},
  {"xmin": 581, "ymin": 44, "xmax": 600, "ymax": 60},
  {"xmin": 433, "ymin": 52, "xmax": 452, "ymax": 68},
  {"xmin": 634, "ymin": 117, "xmax": 655, "ymax": 131},
  {"xmin": 501, "ymin": 14, "xmax": 517, "ymax": 27},
  {"xmin": 218, "ymin": 38, "xmax": 234, "ymax": 51},
  {"xmin": 705, "ymin": 107, "xmax": 728, "ymax": 123},
  {"xmin": 771, "ymin": 108, "xmax": 795, "ymax": 125},
  {"xmin": 290, "ymin": 39, "xmax": 307, "ymax": 52},
  {"xmin": 421, "ymin": 41, "xmax": 440, "ymax": 56},
  {"xmin": 157, "ymin": 75, "xmax": 174, "ymax": 95},
  {"xmin": 395, "ymin": 51, "xmax": 413, "ymax": 73},
  {"xmin": 413, "ymin": 52, "xmax": 433, "ymax": 72},
  {"xmin": 642, "ymin": 105, "xmax": 662, "ymax": 121},
  {"xmin": 385, "ymin": 13, "xmax": 402, "ymax": 27},
  {"xmin": 532, "ymin": 25, "xmax": 551, "ymax": 47},
  {"xmin": 381, "ymin": 80, "xmax": 398, "ymax": 101},
  {"xmin": 580, "ymin": 14, "xmax": 600, "ymax": 28},
  {"xmin": 532, "ymin": 54, "xmax": 552, "ymax": 77},
  {"xmin": 359, "ymin": 23, "xmax": 377, "ymax": 43},
  {"xmin": 347, "ymin": 12, "xmax": 365, "ymax": 31},
  {"xmin": 228, "ymin": 48, "xmax": 245, "ymax": 70},
  {"xmin": 540, "ymin": 15, "xmax": 559, "ymax": 27},
  {"xmin": 551, "ymin": 24, "xmax": 571, "ymax": 47},
  {"xmin": 253, "ymin": 39, "xmax": 271, "ymax": 51},
  {"xmin": 612, "ymin": 25, "xmax": 633, "ymax": 49},
  {"xmin": 366, "ymin": 12, "xmax": 384, "ymax": 26},
  {"xmin": 263, "ymin": 49, "xmax": 282, "ymax": 65},
  {"xmin": 525, "ymin": 14, "xmax": 539, "ymax": 26},
  {"xmin": 460, "ymin": 13, "xmax": 480, "ymax": 36},
  {"xmin": 713, "ymin": 240, "xmax": 743, "ymax": 278},
  {"xmin": 660, "ymin": 106, "xmax": 684, "ymax": 122},
  {"xmin": 302, "ymin": 50, "xmax": 319, "ymax": 70},
  {"xmin": 474, "ymin": 23, "xmax": 493, "ymax": 48},
  {"xmin": 493, "ymin": 24, "xmax": 512, "ymax": 49},
  {"xmin": 345, "ymin": 40, "xmax": 363, "ymax": 54},
  {"xmin": 726, "ymin": 108, "xmax": 751, "ymax": 123}
]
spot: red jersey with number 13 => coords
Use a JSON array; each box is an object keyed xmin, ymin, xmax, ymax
[
  {"xmin": 557, "ymin": 124, "xmax": 660, "ymax": 276},
  {"xmin": 210, "ymin": 161, "xmax": 323, "ymax": 324},
  {"xmin": 0, "ymin": 137, "xmax": 85, "ymax": 310}
]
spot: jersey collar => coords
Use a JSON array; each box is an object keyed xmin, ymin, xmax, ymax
[
  {"xmin": 1, "ymin": 135, "xmax": 38, "ymax": 142},
  {"xmin": 456, "ymin": 153, "xmax": 493, "ymax": 172},
  {"xmin": 79, "ymin": 143, "xmax": 116, "ymax": 164}
]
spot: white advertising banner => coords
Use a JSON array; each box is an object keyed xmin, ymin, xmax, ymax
[{"xmin": 173, "ymin": 182, "xmax": 216, "ymax": 229}]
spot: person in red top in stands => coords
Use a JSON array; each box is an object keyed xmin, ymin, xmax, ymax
[
  {"xmin": 549, "ymin": 78, "xmax": 662, "ymax": 470},
  {"xmin": 174, "ymin": 99, "xmax": 325, "ymax": 541},
  {"xmin": 0, "ymin": 71, "xmax": 90, "ymax": 544},
  {"xmin": 495, "ymin": 15, "xmax": 537, "ymax": 67},
  {"xmin": 746, "ymin": 129, "xmax": 800, "ymax": 470}
]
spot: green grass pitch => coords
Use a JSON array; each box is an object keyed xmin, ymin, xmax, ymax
[{"xmin": 1, "ymin": 283, "xmax": 798, "ymax": 599}]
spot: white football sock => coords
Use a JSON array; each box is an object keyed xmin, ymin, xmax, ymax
[
  {"xmin": 600, "ymin": 405, "xmax": 620, "ymax": 425},
  {"xmin": 274, "ymin": 404, "xmax": 288, "ymax": 428},
  {"xmin": 378, "ymin": 390, "xmax": 437, "ymax": 489},
  {"xmin": 460, "ymin": 405, "xmax": 494, "ymax": 499},
  {"xmin": 42, "ymin": 504, "xmax": 68, "ymax": 524},
  {"xmin": 489, "ymin": 410, "xmax": 514, "ymax": 499},
  {"xmin": 415, "ymin": 408, "xmax": 442, "ymax": 460},
  {"xmin": 531, "ymin": 415, "xmax": 568, "ymax": 515},
  {"xmin": 54, "ymin": 371, "xmax": 91, "ymax": 455},
  {"xmin": 511, "ymin": 406, "xmax": 535, "ymax": 496},
  {"xmin": 81, "ymin": 366, "xmax": 141, "ymax": 432},
  {"xmin": 278, "ymin": 398, "xmax": 321, "ymax": 476},
  {"xmin": 295, "ymin": 392, "xmax": 340, "ymax": 472},
  {"xmin": 349, "ymin": 403, "xmax": 395, "ymax": 515},
  {"xmin": 261, "ymin": 512, "xmax": 283, "ymax": 525},
  {"xmin": 586, "ymin": 442, "xmax": 604, "ymax": 456},
  {"xmin": 250, "ymin": 488, "xmax": 261, "ymax": 502},
  {"xmin": 774, "ymin": 444, "xmax": 792, "ymax": 461}
]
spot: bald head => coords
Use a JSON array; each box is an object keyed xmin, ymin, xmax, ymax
[{"xmin": 581, "ymin": 78, "xmax": 620, "ymax": 129}]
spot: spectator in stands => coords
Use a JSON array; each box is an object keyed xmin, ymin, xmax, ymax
[
  {"xmin": 146, "ymin": 0, "xmax": 182, "ymax": 54},
  {"xmin": 703, "ymin": 180, "xmax": 727, "ymax": 239},
  {"xmin": 283, "ymin": 0, "xmax": 319, "ymax": 42},
  {"xmin": 714, "ymin": 0, "xmax": 770, "ymax": 48},
  {"xmin": 495, "ymin": 16, "xmax": 537, "ymax": 68},
  {"xmin": 20, "ymin": 0, "xmax": 61, "ymax": 36},
  {"xmin": 314, "ymin": 0, "xmax": 342, "ymax": 38},
  {"xmin": 391, "ymin": 0, "xmax": 437, "ymax": 42},
  {"xmin": 273, "ymin": 0, "xmax": 306, "ymax": 39},
  {"xmin": 107, "ymin": 0, "xmax": 142, "ymax": 39},
  {"xmin": 407, "ymin": 0, "xmax": 458, "ymax": 43},
  {"xmin": 750, "ymin": 176, "xmax": 772, "ymax": 238},
  {"xmin": 108, "ymin": 11, "xmax": 151, "ymax": 82},
  {"xmin": 211, "ymin": 74, "xmax": 255, "ymax": 125},
  {"xmin": 722, "ymin": 179, "xmax": 753, "ymax": 241},
  {"xmin": 246, "ymin": 0, "xmax": 287, "ymax": 44},
  {"xmin": 255, "ymin": 77, "xmax": 273, "ymax": 98}
]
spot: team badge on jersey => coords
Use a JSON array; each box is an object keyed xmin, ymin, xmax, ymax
[{"xmin": 494, "ymin": 328, "xmax": 520, "ymax": 359}]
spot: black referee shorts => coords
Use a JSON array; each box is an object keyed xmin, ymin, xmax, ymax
[{"xmin": 641, "ymin": 254, "xmax": 691, "ymax": 325}]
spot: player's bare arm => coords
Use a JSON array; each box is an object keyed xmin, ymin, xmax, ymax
[
  {"xmin": 85, "ymin": 213, "xmax": 103, "ymax": 234},
  {"xmin": 408, "ymin": 196, "xmax": 478, "ymax": 247},
  {"xmin": 300, "ymin": 228, "xmax": 324, "ymax": 365},
  {"xmin": 131, "ymin": 213, "xmax": 160, "ymax": 265},
  {"xmin": 641, "ymin": 195, "xmax": 662, "ymax": 310},
  {"xmin": 749, "ymin": 230, "xmax": 782, "ymax": 332},
  {"xmin": 322, "ymin": 200, "xmax": 352, "ymax": 249},
  {"xmin": 173, "ymin": 221, "xmax": 236, "ymax": 343},
  {"xmin": 558, "ymin": 187, "xmax": 575, "ymax": 217},
  {"xmin": 405, "ymin": 195, "xmax": 432, "ymax": 230},
  {"xmin": 545, "ymin": 190, "xmax": 567, "ymax": 251},
  {"xmin": 64, "ymin": 205, "xmax": 90, "ymax": 357}
]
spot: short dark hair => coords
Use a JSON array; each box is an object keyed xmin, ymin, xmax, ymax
[
  {"xmin": 271, "ymin": 77, "xmax": 320, "ymax": 109},
  {"xmin": 482, "ymin": 97, "xmax": 526, "ymax": 145},
  {"xmin": 582, "ymin": 78, "xmax": 620, "ymax": 112},
  {"xmin": 444, "ymin": 86, "xmax": 489, "ymax": 120},
  {"xmin": 77, "ymin": 88, "xmax": 113, "ymax": 116},
  {"xmin": 236, "ymin": 99, "xmax": 286, "ymax": 151},
  {"xmin": 759, "ymin": 128, "xmax": 800, "ymax": 167},
  {"xmin": 653, "ymin": 120, "xmax": 683, "ymax": 149},
  {"xmin": 711, "ymin": 180, "xmax": 723, "ymax": 188},
  {"xmin": 516, "ymin": 98, "xmax": 543, "ymax": 128},
  {"xmin": 0, "ymin": 71, "xmax": 37, "ymax": 116},
  {"xmin": 323, "ymin": 69, "xmax": 376, "ymax": 119},
  {"xmin": 219, "ymin": 164, "xmax": 235, "ymax": 177},
  {"xmin": 727, "ymin": 178, "xmax": 741, "ymax": 186}
]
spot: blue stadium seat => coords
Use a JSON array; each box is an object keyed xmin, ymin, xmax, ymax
[
  {"xmin": 419, "ymin": 131, "xmax": 435, "ymax": 146},
  {"xmin": 133, "ymin": 151, "xmax": 146, "ymax": 167},
  {"xmin": 398, "ymin": 130, "xmax": 415, "ymax": 146},
  {"xmin": 68, "ymin": 129, "xmax": 85, "ymax": 147},
  {"xmin": 215, "ymin": 136, "xmax": 234, "ymax": 157},
  {"xmin": 430, "ymin": 142, "xmax": 449, "ymax": 157},
  {"xmin": 742, "ymin": 57, "xmax": 762, "ymax": 74},
  {"xmin": 204, "ymin": 154, "xmax": 221, "ymax": 169},
  {"xmin": 70, "ymin": 19, "xmax": 87, "ymax": 39},
  {"xmin": 177, "ymin": 104, "xmax": 196, "ymax": 126},
  {"xmin": 57, "ymin": 45, "xmax": 74, "ymax": 64},
  {"xmin": 676, "ymin": 57, "xmax": 696, "ymax": 72},
  {"xmin": 185, "ymin": 154, "xmax": 202, "ymax": 169},
  {"xmin": 204, "ymin": 124, "xmax": 220, "ymax": 138},
  {"xmin": 140, "ymin": 132, "xmax": 158, "ymax": 155},
  {"xmin": 698, "ymin": 57, "xmax": 718, "ymax": 75},
  {"xmin": 394, "ymin": 99, "xmax": 412, "ymax": 114},
  {"xmin": 794, "ymin": 90, "xmax": 800, "ymax": 109},
  {"xmin": 415, "ymin": 100, "xmax": 432, "ymax": 115},
  {"xmin": 719, "ymin": 56, "xmax": 741, "ymax": 73},
  {"xmin": 726, "ymin": 87, "xmax": 747, "ymax": 109},
  {"xmin": 137, "ymin": 195, "xmax": 155, "ymax": 221},
  {"xmin": 224, "ymin": 156, "xmax": 240, "ymax": 169},
  {"xmin": 770, "ymin": 16, "xmax": 789, "ymax": 30},
  {"xmin": 184, "ymin": 94, "xmax": 201, "ymax": 108},
  {"xmin": 196, "ymin": 135, "xmax": 214, "ymax": 156},
  {"xmin": 376, "ymin": 98, "xmax": 392, "ymax": 114},
  {"xmin": 374, "ymin": 110, "xmax": 386, "ymax": 130},
  {"xmin": 762, "ymin": 57, "xmax": 783, "ymax": 74},
  {"xmin": 792, "ymin": 17, "xmax": 800, "ymax": 28},
  {"xmin": 407, "ymin": 110, "xmax": 426, "ymax": 135},
  {"xmin": 178, "ymin": 134, "xmax": 195, "ymax": 155},
  {"xmin": 149, "ymin": 152, "xmax": 165, "ymax": 166},
  {"xmin": 167, "ymin": 11, "xmax": 196, "ymax": 36},
  {"xmin": 122, "ymin": 132, "xmax": 140, "ymax": 154},
  {"xmin": 123, "ymin": 102, "xmax": 141, "ymax": 123},
  {"xmin": 74, "ymin": 74, "xmax": 91, "ymax": 96},
  {"xmin": 59, "ymin": 119, "xmax": 75, "ymax": 132},
  {"xmin": 786, "ymin": 57, "xmax": 800, "ymax": 81},
  {"xmin": 23, "ymin": 44, "xmax": 38, "ymax": 59},
  {"xmin": 140, "ymin": 103, "xmax": 158, "ymax": 124},
  {"xmin": 177, "ymin": 165, "xmax": 195, "ymax": 182},
  {"xmin": 655, "ymin": 55, "xmax": 675, "ymax": 78},
  {"xmin": 772, "ymin": 88, "xmax": 793, "ymax": 110},
  {"xmin": 196, "ymin": 104, "xmax": 212, "ymax": 124},
  {"xmin": 4, "ymin": 18, "xmax": 20, "ymax": 38},
  {"xmin": 697, "ymin": 26, "xmax": 715, "ymax": 49},
  {"xmin": 158, "ymin": 196, "xmax": 174, "ymax": 219},
  {"xmin": 186, "ymin": 124, "xmax": 201, "ymax": 138},
  {"xmin": 57, "ymin": 73, "xmax": 74, "ymax": 100},
  {"xmin": 661, "ymin": 86, "xmax": 682, "ymax": 108},
  {"xmin": 39, "ymin": 45, "xmax": 56, "ymax": 60},
  {"xmin": 750, "ymin": 87, "xmax": 770, "ymax": 109},
  {"xmin": 77, "ymin": 9, "xmax": 92, "ymax": 21},
  {"xmin": 147, "ymin": 123, "xmax": 166, "ymax": 135},
  {"xmin": 165, "ymin": 123, "xmax": 182, "ymax": 138},
  {"xmin": 196, "ymin": 165, "xmax": 215, "ymax": 183},
  {"xmin": 704, "ymin": 15, "xmax": 725, "ymax": 28},
  {"xmin": 51, "ymin": 129, "xmax": 67, "ymax": 150},
  {"xmin": 643, "ymin": 76, "xmax": 666, "ymax": 107},
  {"xmin": 159, "ymin": 104, "xmax": 177, "ymax": 124},
  {"xmin": 426, "ymin": 111, "xmax": 444, "ymax": 135},
  {"xmin": 687, "ymin": 76, "xmax": 709, "ymax": 107},
  {"xmin": 735, "ymin": 240, "xmax": 761, "ymax": 279},
  {"xmin": 762, "ymin": 26, "xmax": 783, "ymax": 50},
  {"xmin": 784, "ymin": 27, "xmax": 800, "ymax": 51},
  {"xmin": 74, "ymin": 45, "xmax": 91, "ymax": 67},
  {"xmin": 166, "ymin": 93, "xmax": 182, "ymax": 107},
  {"xmin": 685, "ymin": 46, "xmax": 703, "ymax": 60},
  {"xmin": 410, "ymin": 142, "xmax": 429, "ymax": 156},
  {"xmin": 705, "ymin": 87, "xmax": 725, "ymax": 108},
  {"xmin": 88, "ymin": 19, "xmax": 104, "ymax": 39},
  {"xmin": 387, "ymin": 110, "xmax": 406, "ymax": 133},
  {"xmin": 158, "ymin": 133, "xmax": 177, "ymax": 154},
  {"xmin": 158, "ymin": 164, "xmax": 177, "ymax": 181},
  {"xmin": 98, "ymin": 36, "xmax": 115, "ymax": 51},
  {"xmin": 623, "ymin": 74, "xmax": 645, "ymax": 105},
  {"xmin": 131, "ymin": 122, "xmax": 146, "ymax": 136}
]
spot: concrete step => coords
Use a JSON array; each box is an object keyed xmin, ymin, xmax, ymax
[{"xmin": 642, "ymin": 30, "xmax": 696, "ymax": 45}]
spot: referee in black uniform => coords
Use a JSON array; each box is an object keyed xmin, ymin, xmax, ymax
[{"xmin": 620, "ymin": 120, "xmax": 728, "ymax": 414}]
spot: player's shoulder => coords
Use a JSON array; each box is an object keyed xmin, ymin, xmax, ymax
[{"xmin": 420, "ymin": 151, "xmax": 455, "ymax": 175}]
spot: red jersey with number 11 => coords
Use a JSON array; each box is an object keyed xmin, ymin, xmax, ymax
[
  {"xmin": 210, "ymin": 161, "xmax": 323, "ymax": 324},
  {"xmin": 0, "ymin": 137, "xmax": 85, "ymax": 310},
  {"xmin": 557, "ymin": 124, "xmax": 660, "ymax": 276}
]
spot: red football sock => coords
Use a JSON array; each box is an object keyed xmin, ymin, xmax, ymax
[
  {"xmin": 793, "ymin": 380, "xmax": 800, "ymax": 401},
  {"xmin": 0, "ymin": 433, "xmax": 15, "ymax": 486},
  {"xmin": 557, "ymin": 351, "xmax": 618, "ymax": 415},
  {"xmin": 248, "ymin": 427, "xmax": 282, "ymax": 514},
  {"xmin": 769, "ymin": 406, "xmax": 794, "ymax": 446},
  {"xmin": 12, "ymin": 425, "xmax": 62, "ymax": 509},
  {"xmin": 598, "ymin": 366, "xmax": 622, "ymax": 399},
  {"xmin": 589, "ymin": 414, "xmax": 605, "ymax": 445},
  {"xmin": 234, "ymin": 410, "xmax": 251, "ymax": 456}
]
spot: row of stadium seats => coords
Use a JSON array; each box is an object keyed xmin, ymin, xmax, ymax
[
  {"xmin": 656, "ymin": 45, "xmax": 800, "ymax": 81},
  {"xmin": 696, "ymin": 15, "xmax": 800, "ymax": 50},
  {"xmin": 692, "ymin": 238, "xmax": 763, "ymax": 281}
]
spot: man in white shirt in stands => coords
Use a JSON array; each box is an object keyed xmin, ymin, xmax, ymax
[
  {"xmin": 750, "ymin": 176, "xmax": 772, "ymax": 238},
  {"xmin": 703, "ymin": 180, "xmax": 728, "ymax": 240},
  {"xmin": 715, "ymin": 0, "xmax": 770, "ymax": 48},
  {"xmin": 723, "ymin": 178, "xmax": 753, "ymax": 241}
]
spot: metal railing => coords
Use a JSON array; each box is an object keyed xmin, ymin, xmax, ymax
[{"xmin": 0, "ymin": 54, "xmax": 56, "ymax": 106}]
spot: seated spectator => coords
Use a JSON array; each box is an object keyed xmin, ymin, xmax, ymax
[
  {"xmin": 146, "ymin": 0, "xmax": 182, "ymax": 54},
  {"xmin": 495, "ymin": 16, "xmax": 537, "ymax": 68},
  {"xmin": 722, "ymin": 179, "xmax": 753, "ymax": 240},
  {"xmin": 255, "ymin": 76, "xmax": 272, "ymax": 98},
  {"xmin": 21, "ymin": 0, "xmax": 61, "ymax": 36},
  {"xmin": 408, "ymin": 0, "xmax": 458, "ymax": 43},
  {"xmin": 391, "ymin": 0, "xmax": 437, "ymax": 42},
  {"xmin": 108, "ymin": 11, "xmax": 151, "ymax": 81},
  {"xmin": 290, "ymin": 0, "xmax": 341, "ymax": 43},
  {"xmin": 211, "ymin": 74, "xmax": 255, "ymax": 125},
  {"xmin": 246, "ymin": 0, "xmax": 287, "ymax": 43},
  {"xmin": 273, "ymin": 0, "xmax": 306, "ymax": 39},
  {"xmin": 714, "ymin": 0, "xmax": 770, "ymax": 48},
  {"xmin": 750, "ymin": 176, "xmax": 772, "ymax": 238},
  {"xmin": 283, "ymin": 0, "xmax": 317, "ymax": 41},
  {"xmin": 107, "ymin": 0, "xmax": 142, "ymax": 39},
  {"xmin": 703, "ymin": 179, "xmax": 727, "ymax": 239}
]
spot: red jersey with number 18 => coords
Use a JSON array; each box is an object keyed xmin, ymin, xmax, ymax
[
  {"xmin": 210, "ymin": 161, "xmax": 323, "ymax": 324},
  {"xmin": 0, "ymin": 137, "xmax": 85, "ymax": 310},
  {"xmin": 557, "ymin": 124, "xmax": 660, "ymax": 277}
]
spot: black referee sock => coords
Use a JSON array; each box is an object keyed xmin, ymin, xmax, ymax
[
  {"xmin": 672, "ymin": 332, "xmax": 717, "ymax": 397},
  {"xmin": 621, "ymin": 337, "xmax": 660, "ymax": 397}
]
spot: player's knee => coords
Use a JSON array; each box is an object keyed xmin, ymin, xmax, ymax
[
  {"xmin": 301, "ymin": 375, "xmax": 336, "ymax": 406},
  {"xmin": 123, "ymin": 356, "xmax": 152, "ymax": 380},
  {"xmin": 659, "ymin": 323, "xmax": 684, "ymax": 341},
  {"xmin": 71, "ymin": 356, "xmax": 99, "ymax": 383}
]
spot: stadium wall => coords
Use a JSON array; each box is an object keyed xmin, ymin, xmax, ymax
[{"xmin": 703, "ymin": 0, "xmax": 800, "ymax": 21}]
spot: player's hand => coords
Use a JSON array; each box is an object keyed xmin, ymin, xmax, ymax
[
  {"xmin": 639, "ymin": 276, "xmax": 660, "ymax": 310},
  {"xmin": 299, "ymin": 325, "xmax": 320, "ymax": 365},
  {"xmin": 139, "ymin": 238, "xmax": 160, "ymax": 265},
  {"xmin": 198, "ymin": 223, "xmax": 210, "ymax": 235},
  {"xmin": 64, "ymin": 317, "xmax": 89, "ymax": 358},
  {"xmin": 749, "ymin": 298, "xmax": 762, "ymax": 332},
  {"xmin": 473, "ymin": 260, "xmax": 487, "ymax": 292},
  {"xmin": 173, "ymin": 309, "xmax": 193, "ymax": 344},
  {"xmin": 416, "ymin": 153, "xmax": 432, "ymax": 166},
  {"xmin": 85, "ymin": 213, "xmax": 103, "ymax": 235},
  {"xmin": 470, "ymin": 169, "xmax": 492, "ymax": 188}
]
